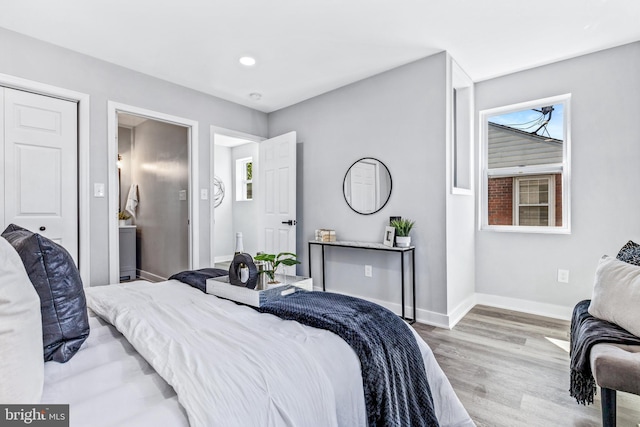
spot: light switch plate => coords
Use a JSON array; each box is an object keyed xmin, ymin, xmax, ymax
[
  {"xmin": 179, "ymin": 190, "xmax": 187, "ymax": 201},
  {"xmin": 201, "ymin": 189, "xmax": 208, "ymax": 200},
  {"xmin": 94, "ymin": 183, "xmax": 105, "ymax": 197}
]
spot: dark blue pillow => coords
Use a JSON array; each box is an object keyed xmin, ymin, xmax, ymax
[
  {"xmin": 2, "ymin": 224, "xmax": 89, "ymax": 363},
  {"xmin": 616, "ymin": 240, "xmax": 640, "ymax": 266}
]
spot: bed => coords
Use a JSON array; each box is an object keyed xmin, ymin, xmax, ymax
[{"xmin": 1, "ymin": 225, "xmax": 474, "ymax": 427}]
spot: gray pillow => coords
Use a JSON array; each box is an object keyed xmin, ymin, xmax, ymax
[
  {"xmin": 2, "ymin": 224, "xmax": 89, "ymax": 362},
  {"xmin": 588, "ymin": 255, "xmax": 640, "ymax": 337},
  {"xmin": 616, "ymin": 240, "xmax": 640, "ymax": 266}
]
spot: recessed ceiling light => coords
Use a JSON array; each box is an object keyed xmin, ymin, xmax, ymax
[
  {"xmin": 249, "ymin": 92, "xmax": 262, "ymax": 101},
  {"xmin": 239, "ymin": 56, "xmax": 256, "ymax": 67}
]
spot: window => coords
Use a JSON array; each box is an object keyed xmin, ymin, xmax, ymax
[
  {"xmin": 515, "ymin": 175, "xmax": 555, "ymax": 226},
  {"xmin": 480, "ymin": 95, "xmax": 570, "ymax": 233},
  {"xmin": 236, "ymin": 157, "xmax": 253, "ymax": 201}
]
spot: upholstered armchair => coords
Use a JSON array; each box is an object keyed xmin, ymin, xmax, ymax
[
  {"xmin": 571, "ymin": 242, "xmax": 640, "ymax": 427},
  {"xmin": 590, "ymin": 343, "xmax": 640, "ymax": 426}
]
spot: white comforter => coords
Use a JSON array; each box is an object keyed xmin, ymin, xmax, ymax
[{"xmin": 85, "ymin": 280, "xmax": 473, "ymax": 427}]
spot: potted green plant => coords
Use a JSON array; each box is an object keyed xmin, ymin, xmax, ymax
[
  {"xmin": 390, "ymin": 218, "xmax": 415, "ymax": 247},
  {"xmin": 254, "ymin": 252, "xmax": 301, "ymax": 284},
  {"xmin": 118, "ymin": 211, "xmax": 131, "ymax": 226}
]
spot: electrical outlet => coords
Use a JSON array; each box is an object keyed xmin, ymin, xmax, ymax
[
  {"xmin": 557, "ymin": 269, "xmax": 569, "ymax": 283},
  {"xmin": 364, "ymin": 265, "xmax": 372, "ymax": 277}
]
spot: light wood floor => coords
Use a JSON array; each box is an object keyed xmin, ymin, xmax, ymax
[{"xmin": 413, "ymin": 305, "xmax": 640, "ymax": 427}]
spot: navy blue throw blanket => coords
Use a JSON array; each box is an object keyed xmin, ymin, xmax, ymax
[
  {"xmin": 169, "ymin": 268, "xmax": 228, "ymax": 293},
  {"xmin": 570, "ymin": 299, "xmax": 640, "ymax": 405},
  {"xmin": 259, "ymin": 291, "xmax": 440, "ymax": 427}
]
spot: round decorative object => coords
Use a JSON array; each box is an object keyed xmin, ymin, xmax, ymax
[
  {"xmin": 343, "ymin": 157, "xmax": 392, "ymax": 215},
  {"xmin": 213, "ymin": 176, "xmax": 225, "ymax": 208},
  {"xmin": 228, "ymin": 253, "xmax": 258, "ymax": 289}
]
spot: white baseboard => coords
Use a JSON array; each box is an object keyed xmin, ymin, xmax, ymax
[
  {"xmin": 214, "ymin": 255, "xmax": 233, "ymax": 263},
  {"xmin": 137, "ymin": 269, "xmax": 168, "ymax": 283},
  {"xmin": 446, "ymin": 294, "xmax": 477, "ymax": 329},
  {"xmin": 313, "ymin": 288, "xmax": 573, "ymax": 327},
  {"xmin": 475, "ymin": 293, "xmax": 572, "ymax": 321},
  {"xmin": 312, "ymin": 286, "xmax": 451, "ymax": 329}
]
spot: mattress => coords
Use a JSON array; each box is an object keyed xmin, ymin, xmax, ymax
[{"xmin": 41, "ymin": 280, "xmax": 474, "ymax": 427}]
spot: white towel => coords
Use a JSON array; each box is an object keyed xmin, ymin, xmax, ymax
[{"xmin": 125, "ymin": 184, "xmax": 138, "ymax": 218}]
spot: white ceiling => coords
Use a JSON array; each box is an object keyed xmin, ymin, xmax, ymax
[{"xmin": 2, "ymin": 0, "xmax": 639, "ymax": 113}]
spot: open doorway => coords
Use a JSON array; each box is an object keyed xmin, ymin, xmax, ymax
[
  {"xmin": 108, "ymin": 102, "xmax": 199, "ymax": 284},
  {"xmin": 211, "ymin": 127, "xmax": 263, "ymax": 269},
  {"xmin": 210, "ymin": 127, "xmax": 298, "ymax": 274}
]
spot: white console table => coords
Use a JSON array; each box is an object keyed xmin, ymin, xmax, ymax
[{"xmin": 308, "ymin": 240, "xmax": 416, "ymax": 324}]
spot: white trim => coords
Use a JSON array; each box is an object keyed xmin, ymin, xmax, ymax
[
  {"xmin": 479, "ymin": 93, "xmax": 571, "ymax": 234},
  {"xmin": 107, "ymin": 102, "xmax": 199, "ymax": 284},
  {"xmin": 0, "ymin": 73, "xmax": 91, "ymax": 286},
  {"xmin": 137, "ymin": 269, "xmax": 168, "ymax": 283},
  {"xmin": 514, "ymin": 174, "xmax": 556, "ymax": 226},
  {"xmin": 235, "ymin": 157, "xmax": 254, "ymax": 201},
  {"xmin": 214, "ymin": 255, "xmax": 233, "ymax": 263},
  {"xmin": 310, "ymin": 286, "xmax": 452, "ymax": 329},
  {"xmin": 449, "ymin": 56, "xmax": 474, "ymax": 195},
  {"xmin": 447, "ymin": 293, "xmax": 477, "ymax": 328},
  {"xmin": 487, "ymin": 163, "xmax": 563, "ymax": 177},
  {"xmin": 475, "ymin": 293, "xmax": 572, "ymax": 321},
  {"xmin": 209, "ymin": 126, "xmax": 264, "ymax": 267}
]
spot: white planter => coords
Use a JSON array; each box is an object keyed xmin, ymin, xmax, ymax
[
  {"xmin": 119, "ymin": 220, "xmax": 127, "ymax": 226},
  {"xmin": 395, "ymin": 236, "xmax": 411, "ymax": 247}
]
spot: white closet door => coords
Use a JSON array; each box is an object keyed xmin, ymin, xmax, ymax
[
  {"xmin": 2, "ymin": 87, "xmax": 78, "ymax": 263},
  {"xmin": 259, "ymin": 131, "xmax": 296, "ymax": 274}
]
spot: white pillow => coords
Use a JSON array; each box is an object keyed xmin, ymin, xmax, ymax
[
  {"xmin": 0, "ymin": 237, "xmax": 44, "ymax": 403},
  {"xmin": 589, "ymin": 255, "xmax": 640, "ymax": 337}
]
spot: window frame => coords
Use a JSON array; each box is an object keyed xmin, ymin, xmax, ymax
[
  {"xmin": 235, "ymin": 157, "xmax": 253, "ymax": 201},
  {"xmin": 479, "ymin": 94, "xmax": 571, "ymax": 234},
  {"xmin": 514, "ymin": 175, "xmax": 555, "ymax": 227}
]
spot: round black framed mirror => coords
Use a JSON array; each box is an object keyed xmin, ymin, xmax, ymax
[{"xmin": 343, "ymin": 157, "xmax": 392, "ymax": 215}]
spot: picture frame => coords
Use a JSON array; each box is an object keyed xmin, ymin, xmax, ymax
[{"xmin": 383, "ymin": 226, "xmax": 395, "ymax": 247}]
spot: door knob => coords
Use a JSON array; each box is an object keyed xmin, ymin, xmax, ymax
[
  {"xmin": 281, "ymin": 220, "xmax": 297, "ymax": 226},
  {"xmin": 39, "ymin": 226, "xmax": 46, "ymax": 231}
]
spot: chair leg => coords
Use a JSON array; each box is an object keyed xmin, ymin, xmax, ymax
[{"xmin": 601, "ymin": 387, "xmax": 616, "ymax": 427}]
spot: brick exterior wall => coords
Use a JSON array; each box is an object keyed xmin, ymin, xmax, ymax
[
  {"xmin": 488, "ymin": 177, "xmax": 513, "ymax": 225},
  {"xmin": 555, "ymin": 174, "xmax": 562, "ymax": 227},
  {"xmin": 488, "ymin": 174, "xmax": 562, "ymax": 226}
]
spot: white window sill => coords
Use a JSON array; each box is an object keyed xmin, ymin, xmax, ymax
[{"xmin": 481, "ymin": 225, "xmax": 571, "ymax": 235}]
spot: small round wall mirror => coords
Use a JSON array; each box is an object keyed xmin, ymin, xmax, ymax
[{"xmin": 343, "ymin": 157, "xmax": 392, "ymax": 215}]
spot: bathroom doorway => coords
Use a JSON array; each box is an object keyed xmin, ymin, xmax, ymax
[{"xmin": 108, "ymin": 102, "xmax": 200, "ymax": 284}]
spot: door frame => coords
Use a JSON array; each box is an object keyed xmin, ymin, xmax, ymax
[
  {"xmin": 209, "ymin": 125, "xmax": 264, "ymax": 266},
  {"xmin": 108, "ymin": 102, "xmax": 199, "ymax": 283},
  {"xmin": 0, "ymin": 73, "xmax": 91, "ymax": 286}
]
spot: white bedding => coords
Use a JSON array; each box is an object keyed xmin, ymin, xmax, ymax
[{"xmin": 42, "ymin": 280, "xmax": 474, "ymax": 427}]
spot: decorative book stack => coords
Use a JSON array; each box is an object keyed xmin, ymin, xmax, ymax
[{"xmin": 315, "ymin": 229, "xmax": 336, "ymax": 242}]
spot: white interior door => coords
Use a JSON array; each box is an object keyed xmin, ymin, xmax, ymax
[
  {"xmin": 350, "ymin": 160, "xmax": 378, "ymax": 213},
  {"xmin": 2, "ymin": 87, "xmax": 78, "ymax": 263},
  {"xmin": 259, "ymin": 131, "xmax": 296, "ymax": 274}
]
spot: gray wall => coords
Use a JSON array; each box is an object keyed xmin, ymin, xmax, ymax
[
  {"xmin": 269, "ymin": 53, "xmax": 449, "ymax": 315},
  {"xmin": 131, "ymin": 120, "xmax": 189, "ymax": 280},
  {"xmin": 231, "ymin": 143, "xmax": 261, "ymax": 256},
  {"xmin": 0, "ymin": 27, "xmax": 268, "ymax": 285},
  {"xmin": 213, "ymin": 145, "xmax": 234, "ymax": 261},
  {"xmin": 475, "ymin": 42, "xmax": 640, "ymax": 310}
]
